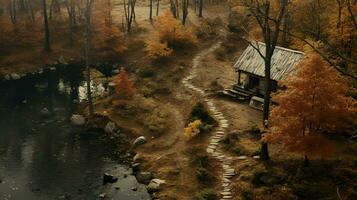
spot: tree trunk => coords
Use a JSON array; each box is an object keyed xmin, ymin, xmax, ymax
[
  {"xmin": 26, "ymin": 0, "xmax": 35, "ymax": 23},
  {"xmin": 182, "ymin": 0, "xmax": 189, "ymax": 25},
  {"xmin": 85, "ymin": 0, "xmax": 94, "ymax": 116},
  {"xmin": 149, "ymin": 0, "xmax": 153, "ymax": 20},
  {"xmin": 304, "ymin": 155, "xmax": 309, "ymax": 167},
  {"xmin": 198, "ymin": 0, "xmax": 203, "ymax": 17},
  {"xmin": 156, "ymin": 0, "xmax": 160, "ymax": 16},
  {"xmin": 261, "ymin": 142, "xmax": 269, "ymax": 160},
  {"xmin": 43, "ymin": 0, "xmax": 51, "ymax": 52}
]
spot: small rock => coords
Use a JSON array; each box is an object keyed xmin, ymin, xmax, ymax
[
  {"xmin": 58, "ymin": 55, "xmax": 68, "ymax": 64},
  {"xmin": 70, "ymin": 114, "xmax": 86, "ymax": 126},
  {"xmin": 147, "ymin": 179, "xmax": 165, "ymax": 193},
  {"xmin": 237, "ymin": 156, "xmax": 248, "ymax": 160},
  {"xmin": 112, "ymin": 69, "xmax": 120, "ymax": 74},
  {"xmin": 10, "ymin": 73, "xmax": 21, "ymax": 80},
  {"xmin": 98, "ymin": 193, "xmax": 106, "ymax": 198},
  {"xmin": 40, "ymin": 108, "xmax": 51, "ymax": 117},
  {"xmin": 133, "ymin": 153, "xmax": 142, "ymax": 162},
  {"xmin": 103, "ymin": 173, "xmax": 118, "ymax": 185},
  {"xmin": 132, "ymin": 163, "xmax": 140, "ymax": 172},
  {"xmin": 4, "ymin": 74, "xmax": 10, "ymax": 80},
  {"xmin": 131, "ymin": 187, "xmax": 137, "ymax": 191},
  {"xmin": 253, "ymin": 155, "xmax": 260, "ymax": 159},
  {"xmin": 104, "ymin": 121, "xmax": 117, "ymax": 134},
  {"xmin": 132, "ymin": 136, "xmax": 147, "ymax": 148},
  {"xmin": 136, "ymin": 172, "xmax": 153, "ymax": 184}
]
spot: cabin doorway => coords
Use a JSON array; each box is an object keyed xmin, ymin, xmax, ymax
[{"xmin": 248, "ymin": 76, "xmax": 260, "ymax": 89}]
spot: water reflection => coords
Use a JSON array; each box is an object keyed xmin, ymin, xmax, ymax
[{"xmin": 0, "ymin": 66, "xmax": 150, "ymax": 200}]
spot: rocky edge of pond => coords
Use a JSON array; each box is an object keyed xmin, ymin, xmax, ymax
[
  {"xmin": 0, "ymin": 55, "xmax": 121, "ymax": 83},
  {"xmin": 71, "ymin": 112, "xmax": 165, "ymax": 199}
]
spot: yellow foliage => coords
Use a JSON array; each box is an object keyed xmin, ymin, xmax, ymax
[
  {"xmin": 145, "ymin": 39, "xmax": 173, "ymax": 58},
  {"xmin": 184, "ymin": 120, "xmax": 202, "ymax": 140},
  {"xmin": 145, "ymin": 11, "xmax": 197, "ymax": 59}
]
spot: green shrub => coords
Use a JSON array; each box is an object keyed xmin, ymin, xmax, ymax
[
  {"xmin": 249, "ymin": 125, "xmax": 261, "ymax": 135},
  {"xmin": 140, "ymin": 70, "xmax": 156, "ymax": 78},
  {"xmin": 195, "ymin": 189, "xmax": 218, "ymax": 200},
  {"xmin": 189, "ymin": 102, "xmax": 216, "ymax": 126},
  {"xmin": 196, "ymin": 167, "xmax": 213, "ymax": 184},
  {"xmin": 241, "ymin": 190, "xmax": 253, "ymax": 200}
]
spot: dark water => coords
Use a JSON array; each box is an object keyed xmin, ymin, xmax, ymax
[{"xmin": 0, "ymin": 67, "xmax": 150, "ymax": 200}]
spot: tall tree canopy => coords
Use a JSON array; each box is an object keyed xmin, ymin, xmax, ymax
[{"xmin": 265, "ymin": 54, "xmax": 356, "ymax": 163}]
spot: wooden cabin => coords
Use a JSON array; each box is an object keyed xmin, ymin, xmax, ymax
[{"xmin": 223, "ymin": 42, "xmax": 304, "ymax": 109}]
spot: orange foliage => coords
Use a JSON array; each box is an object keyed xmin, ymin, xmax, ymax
[
  {"xmin": 115, "ymin": 67, "xmax": 134, "ymax": 99},
  {"xmin": 265, "ymin": 54, "xmax": 356, "ymax": 157},
  {"xmin": 92, "ymin": 1, "xmax": 127, "ymax": 57},
  {"xmin": 145, "ymin": 11, "xmax": 197, "ymax": 58}
]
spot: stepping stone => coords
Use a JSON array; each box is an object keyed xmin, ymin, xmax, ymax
[
  {"xmin": 222, "ymin": 196, "xmax": 232, "ymax": 199},
  {"xmin": 221, "ymin": 192, "xmax": 232, "ymax": 196},
  {"xmin": 237, "ymin": 156, "xmax": 248, "ymax": 160},
  {"xmin": 253, "ymin": 155, "xmax": 260, "ymax": 159},
  {"xmin": 222, "ymin": 183, "xmax": 230, "ymax": 187}
]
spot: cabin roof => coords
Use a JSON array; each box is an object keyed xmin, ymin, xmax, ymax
[{"xmin": 233, "ymin": 42, "xmax": 304, "ymax": 81}]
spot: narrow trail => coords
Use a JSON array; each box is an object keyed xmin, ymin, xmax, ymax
[{"xmin": 182, "ymin": 41, "xmax": 236, "ymax": 199}]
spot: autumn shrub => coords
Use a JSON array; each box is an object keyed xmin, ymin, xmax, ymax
[
  {"xmin": 146, "ymin": 11, "xmax": 197, "ymax": 59},
  {"xmin": 196, "ymin": 17, "xmax": 222, "ymax": 39},
  {"xmin": 142, "ymin": 107, "xmax": 169, "ymax": 136},
  {"xmin": 184, "ymin": 120, "xmax": 202, "ymax": 140},
  {"xmin": 92, "ymin": 25, "xmax": 127, "ymax": 59},
  {"xmin": 194, "ymin": 189, "xmax": 218, "ymax": 200},
  {"xmin": 115, "ymin": 67, "xmax": 134, "ymax": 99}
]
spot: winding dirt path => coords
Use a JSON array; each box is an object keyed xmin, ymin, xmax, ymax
[{"xmin": 182, "ymin": 41, "xmax": 236, "ymax": 199}]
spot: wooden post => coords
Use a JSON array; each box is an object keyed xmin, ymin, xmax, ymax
[{"xmin": 238, "ymin": 71, "xmax": 241, "ymax": 85}]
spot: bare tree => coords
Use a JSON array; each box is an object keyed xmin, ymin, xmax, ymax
[
  {"xmin": 156, "ymin": 0, "xmax": 160, "ymax": 16},
  {"xmin": 242, "ymin": 0, "xmax": 289, "ymax": 160},
  {"xmin": 65, "ymin": 0, "xmax": 75, "ymax": 46},
  {"xmin": 85, "ymin": 0, "xmax": 94, "ymax": 116},
  {"xmin": 182, "ymin": 0, "xmax": 189, "ymax": 25},
  {"xmin": 43, "ymin": 0, "xmax": 51, "ymax": 52},
  {"xmin": 198, "ymin": 0, "xmax": 203, "ymax": 17},
  {"xmin": 149, "ymin": 0, "xmax": 153, "ymax": 20},
  {"xmin": 124, "ymin": 0, "xmax": 136, "ymax": 33}
]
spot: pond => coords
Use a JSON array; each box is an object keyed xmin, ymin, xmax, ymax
[{"xmin": 0, "ymin": 66, "xmax": 151, "ymax": 200}]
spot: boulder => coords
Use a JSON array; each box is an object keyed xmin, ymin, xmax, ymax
[
  {"xmin": 132, "ymin": 163, "xmax": 141, "ymax": 172},
  {"xmin": 70, "ymin": 114, "xmax": 86, "ymax": 126},
  {"xmin": 133, "ymin": 153, "xmax": 143, "ymax": 162},
  {"xmin": 136, "ymin": 172, "xmax": 152, "ymax": 184},
  {"xmin": 112, "ymin": 69, "xmax": 120, "ymax": 74},
  {"xmin": 133, "ymin": 136, "xmax": 147, "ymax": 148},
  {"xmin": 147, "ymin": 179, "xmax": 166, "ymax": 193},
  {"xmin": 10, "ymin": 73, "xmax": 21, "ymax": 80},
  {"xmin": 58, "ymin": 55, "xmax": 68, "ymax": 64},
  {"xmin": 4, "ymin": 74, "xmax": 10, "ymax": 80},
  {"xmin": 40, "ymin": 108, "xmax": 51, "ymax": 118},
  {"xmin": 103, "ymin": 173, "xmax": 118, "ymax": 184},
  {"xmin": 104, "ymin": 121, "xmax": 117, "ymax": 134}
]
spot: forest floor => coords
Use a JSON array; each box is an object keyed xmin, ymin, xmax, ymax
[
  {"xmin": 94, "ymin": 3, "xmax": 356, "ymax": 200},
  {"xmin": 2, "ymin": 1, "xmax": 356, "ymax": 199}
]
